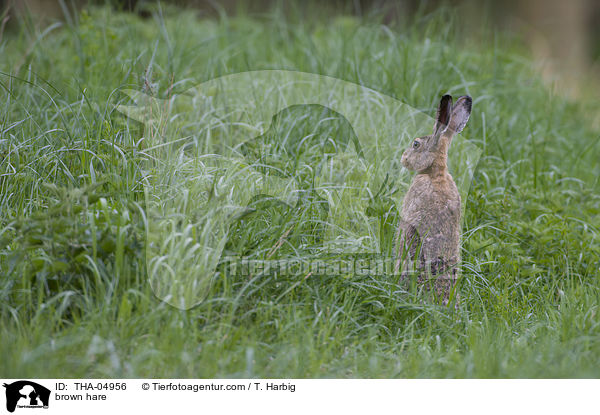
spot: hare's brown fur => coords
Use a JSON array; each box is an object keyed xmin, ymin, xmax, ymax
[{"xmin": 395, "ymin": 95, "xmax": 472, "ymax": 305}]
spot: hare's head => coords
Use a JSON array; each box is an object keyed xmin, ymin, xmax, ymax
[{"xmin": 401, "ymin": 94, "xmax": 472, "ymax": 173}]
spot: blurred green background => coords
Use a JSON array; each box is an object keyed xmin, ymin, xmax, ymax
[{"xmin": 4, "ymin": 0, "xmax": 600, "ymax": 98}]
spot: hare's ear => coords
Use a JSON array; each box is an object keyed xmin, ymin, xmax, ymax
[
  {"xmin": 447, "ymin": 95, "xmax": 472, "ymax": 135},
  {"xmin": 432, "ymin": 94, "xmax": 453, "ymax": 138}
]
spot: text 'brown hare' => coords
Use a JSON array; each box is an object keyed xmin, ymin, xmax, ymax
[{"xmin": 395, "ymin": 94, "xmax": 472, "ymax": 305}]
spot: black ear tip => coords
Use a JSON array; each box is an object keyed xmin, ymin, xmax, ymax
[{"xmin": 462, "ymin": 95, "xmax": 472, "ymax": 109}]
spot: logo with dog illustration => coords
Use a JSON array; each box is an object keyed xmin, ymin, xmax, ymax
[{"xmin": 3, "ymin": 381, "xmax": 50, "ymax": 413}]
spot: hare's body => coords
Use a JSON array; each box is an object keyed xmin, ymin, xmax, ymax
[
  {"xmin": 395, "ymin": 94, "xmax": 472, "ymax": 304},
  {"xmin": 401, "ymin": 171, "xmax": 461, "ymax": 262}
]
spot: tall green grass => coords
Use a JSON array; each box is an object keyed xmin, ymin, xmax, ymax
[{"xmin": 0, "ymin": 3, "xmax": 599, "ymax": 377}]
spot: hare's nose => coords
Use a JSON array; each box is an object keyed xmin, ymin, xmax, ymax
[{"xmin": 400, "ymin": 152, "xmax": 410, "ymax": 168}]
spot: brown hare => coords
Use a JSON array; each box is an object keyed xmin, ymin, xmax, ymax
[{"xmin": 394, "ymin": 94, "xmax": 472, "ymax": 305}]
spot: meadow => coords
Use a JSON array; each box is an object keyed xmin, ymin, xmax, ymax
[{"xmin": 1, "ymin": 3, "xmax": 599, "ymax": 377}]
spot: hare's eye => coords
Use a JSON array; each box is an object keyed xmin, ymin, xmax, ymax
[{"xmin": 412, "ymin": 140, "xmax": 420, "ymax": 149}]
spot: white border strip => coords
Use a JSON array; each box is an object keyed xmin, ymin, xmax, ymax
[{"xmin": 2, "ymin": 379, "xmax": 598, "ymax": 414}]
